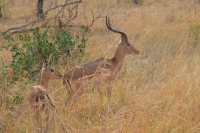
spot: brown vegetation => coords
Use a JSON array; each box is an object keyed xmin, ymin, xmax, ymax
[{"xmin": 1, "ymin": 0, "xmax": 200, "ymax": 132}]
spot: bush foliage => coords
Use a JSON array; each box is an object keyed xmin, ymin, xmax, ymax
[{"xmin": 1, "ymin": 28, "xmax": 87, "ymax": 81}]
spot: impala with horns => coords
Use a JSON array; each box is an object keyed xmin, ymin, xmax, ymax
[{"xmin": 63, "ymin": 16, "xmax": 140, "ymax": 108}]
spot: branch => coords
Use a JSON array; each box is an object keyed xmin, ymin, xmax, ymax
[
  {"xmin": 3, "ymin": 20, "xmax": 38, "ymax": 34},
  {"xmin": 44, "ymin": 0, "xmax": 82, "ymax": 16},
  {"xmin": 3, "ymin": 18, "xmax": 49, "ymax": 34},
  {"xmin": 1, "ymin": 0, "xmax": 82, "ymax": 35}
]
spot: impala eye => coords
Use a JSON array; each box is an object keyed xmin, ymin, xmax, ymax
[
  {"xmin": 50, "ymin": 69, "xmax": 54, "ymax": 72},
  {"xmin": 36, "ymin": 96, "xmax": 39, "ymax": 102}
]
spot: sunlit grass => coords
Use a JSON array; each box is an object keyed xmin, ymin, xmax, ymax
[{"xmin": 1, "ymin": 0, "xmax": 200, "ymax": 132}]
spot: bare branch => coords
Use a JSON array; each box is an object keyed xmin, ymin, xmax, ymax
[
  {"xmin": 3, "ymin": 18, "xmax": 49, "ymax": 34},
  {"xmin": 44, "ymin": 0, "xmax": 82, "ymax": 16},
  {"xmin": 1, "ymin": 0, "xmax": 82, "ymax": 35},
  {"xmin": 3, "ymin": 20, "xmax": 38, "ymax": 34}
]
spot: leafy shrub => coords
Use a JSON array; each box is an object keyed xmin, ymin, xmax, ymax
[
  {"xmin": 12, "ymin": 95, "xmax": 24, "ymax": 105},
  {"xmin": 190, "ymin": 23, "xmax": 200, "ymax": 43},
  {"xmin": 1, "ymin": 28, "xmax": 87, "ymax": 81},
  {"xmin": 0, "ymin": 59, "xmax": 9, "ymax": 107}
]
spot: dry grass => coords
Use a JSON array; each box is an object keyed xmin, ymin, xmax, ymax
[{"xmin": 1, "ymin": 0, "xmax": 200, "ymax": 132}]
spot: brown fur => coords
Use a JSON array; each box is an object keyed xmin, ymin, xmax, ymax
[
  {"xmin": 63, "ymin": 16, "xmax": 140, "ymax": 108},
  {"xmin": 28, "ymin": 85, "xmax": 47, "ymax": 111},
  {"xmin": 28, "ymin": 64, "xmax": 62, "ymax": 132},
  {"xmin": 29, "ymin": 64, "xmax": 62, "ymax": 111}
]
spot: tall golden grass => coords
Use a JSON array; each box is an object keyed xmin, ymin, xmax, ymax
[{"xmin": 1, "ymin": 0, "xmax": 200, "ymax": 132}]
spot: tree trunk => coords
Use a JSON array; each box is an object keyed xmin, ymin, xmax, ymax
[
  {"xmin": 0, "ymin": 7, "xmax": 2, "ymax": 18},
  {"xmin": 133, "ymin": 0, "xmax": 140, "ymax": 4},
  {"xmin": 37, "ymin": 0, "xmax": 44, "ymax": 20}
]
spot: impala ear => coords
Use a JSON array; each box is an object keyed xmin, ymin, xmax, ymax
[
  {"xmin": 42, "ymin": 60, "xmax": 48, "ymax": 70},
  {"xmin": 42, "ymin": 63, "xmax": 45, "ymax": 69},
  {"xmin": 43, "ymin": 56, "xmax": 49, "ymax": 67},
  {"xmin": 47, "ymin": 54, "xmax": 53, "ymax": 67}
]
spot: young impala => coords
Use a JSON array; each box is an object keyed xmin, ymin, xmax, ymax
[
  {"xmin": 28, "ymin": 63, "xmax": 62, "ymax": 132},
  {"xmin": 29, "ymin": 63, "xmax": 62, "ymax": 111},
  {"xmin": 63, "ymin": 16, "xmax": 140, "ymax": 108}
]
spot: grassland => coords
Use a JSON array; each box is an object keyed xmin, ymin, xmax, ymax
[{"xmin": 1, "ymin": 0, "xmax": 200, "ymax": 132}]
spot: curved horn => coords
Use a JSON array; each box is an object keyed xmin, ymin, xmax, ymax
[{"xmin": 106, "ymin": 16, "xmax": 128, "ymax": 43}]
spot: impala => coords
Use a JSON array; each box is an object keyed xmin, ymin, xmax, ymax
[{"xmin": 63, "ymin": 16, "xmax": 140, "ymax": 108}]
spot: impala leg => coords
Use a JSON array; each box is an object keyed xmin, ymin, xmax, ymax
[
  {"xmin": 63, "ymin": 80, "xmax": 73, "ymax": 96},
  {"xmin": 68, "ymin": 88, "xmax": 84, "ymax": 111},
  {"xmin": 94, "ymin": 80, "xmax": 105, "ymax": 106},
  {"xmin": 33, "ymin": 110, "xmax": 41, "ymax": 132},
  {"xmin": 64, "ymin": 90, "xmax": 73, "ymax": 106},
  {"xmin": 65, "ymin": 93, "xmax": 72, "ymax": 106},
  {"xmin": 105, "ymin": 77, "xmax": 114, "ymax": 113},
  {"xmin": 95, "ymin": 80, "xmax": 103, "ymax": 96},
  {"xmin": 106, "ymin": 85, "xmax": 112, "ymax": 99},
  {"xmin": 66, "ymin": 82, "xmax": 83, "ymax": 110},
  {"xmin": 106, "ymin": 76, "xmax": 114, "ymax": 100},
  {"xmin": 33, "ymin": 103, "xmax": 44, "ymax": 133},
  {"xmin": 105, "ymin": 84, "xmax": 113, "ymax": 113},
  {"xmin": 64, "ymin": 80, "xmax": 74, "ymax": 106},
  {"xmin": 97, "ymin": 89, "xmax": 103, "ymax": 99}
]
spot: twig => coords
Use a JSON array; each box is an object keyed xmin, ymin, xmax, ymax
[
  {"xmin": 44, "ymin": 0, "xmax": 82, "ymax": 16},
  {"xmin": 1, "ymin": 0, "xmax": 82, "ymax": 35}
]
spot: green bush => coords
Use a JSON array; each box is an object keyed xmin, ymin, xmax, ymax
[
  {"xmin": 190, "ymin": 23, "xmax": 200, "ymax": 43},
  {"xmin": 12, "ymin": 95, "xmax": 24, "ymax": 105},
  {"xmin": 0, "ymin": 60, "xmax": 9, "ymax": 107},
  {"xmin": 2, "ymin": 28, "xmax": 87, "ymax": 81}
]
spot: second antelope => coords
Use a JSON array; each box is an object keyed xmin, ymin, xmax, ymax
[
  {"xmin": 28, "ymin": 63, "xmax": 62, "ymax": 132},
  {"xmin": 63, "ymin": 16, "xmax": 139, "ymax": 108},
  {"xmin": 29, "ymin": 63, "xmax": 62, "ymax": 112}
]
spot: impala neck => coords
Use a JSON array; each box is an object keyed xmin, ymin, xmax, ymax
[
  {"xmin": 40, "ymin": 74, "xmax": 49, "ymax": 89},
  {"xmin": 111, "ymin": 44, "xmax": 126, "ymax": 67}
]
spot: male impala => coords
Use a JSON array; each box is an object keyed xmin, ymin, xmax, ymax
[{"xmin": 63, "ymin": 16, "xmax": 139, "ymax": 108}]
